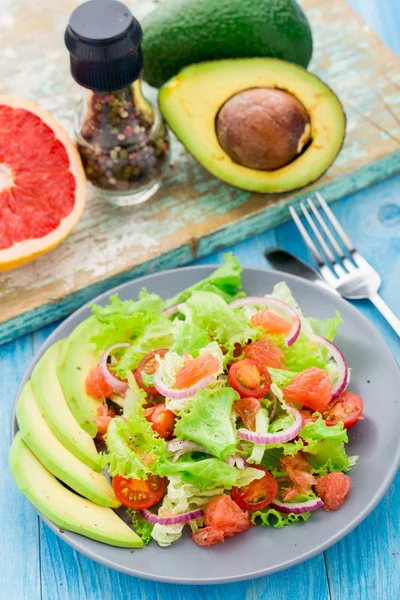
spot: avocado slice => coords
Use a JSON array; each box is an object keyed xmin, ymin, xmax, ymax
[
  {"xmin": 142, "ymin": 0, "xmax": 313, "ymax": 88},
  {"xmin": 159, "ymin": 59, "xmax": 346, "ymax": 193},
  {"xmin": 9, "ymin": 434, "xmax": 143, "ymax": 548},
  {"xmin": 31, "ymin": 341, "xmax": 100, "ymax": 471},
  {"xmin": 16, "ymin": 382, "xmax": 120, "ymax": 508},
  {"xmin": 57, "ymin": 317, "xmax": 104, "ymax": 436}
]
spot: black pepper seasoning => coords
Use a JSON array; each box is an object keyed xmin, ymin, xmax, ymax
[{"xmin": 65, "ymin": 0, "xmax": 170, "ymax": 206}]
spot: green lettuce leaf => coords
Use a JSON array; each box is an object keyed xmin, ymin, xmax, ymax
[
  {"xmin": 308, "ymin": 311, "xmax": 343, "ymax": 342},
  {"xmin": 169, "ymin": 321, "xmax": 212, "ymax": 357},
  {"xmin": 186, "ymin": 291, "xmax": 261, "ymax": 362},
  {"xmin": 299, "ymin": 414, "xmax": 348, "ymax": 442},
  {"xmin": 127, "ymin": 510, "xmax": 154, "ymax": 545},
  {"xmin": 90, "ymin": 290, "xmax": 165, "ymax": 349},
  {"xmin": 269, "ymin": 368, "xmax": 297, "ymax": 388},
  {"xmin": 305, "ymin": 439, "xmax": 354, "ymax": 475},
  {"xmin": 158, "ymin": 457, "xmax": 239, "ymax": 490},
  {"xmin": 164, "ymin": 253, "xmax": 244, "ymax": 308},
  {"xmin": 251, "ymin": 508, "xmax": 311, "ymax": 528},
  {"xmin": 100, "ymin": 379, "xmax": 166, "ymax": 479},
  {"xmin": 259, "ymin": 441, "xmax": 306, "ymax": 478},
  {"xmin": 298, "ymin": 414, "xmax": 355, "ymax": 475},
  {"xmin": 174, "ymin": 387, "xmax": 239, "ymax": 458},
  {"xmin": 112, "ymin": 315, "xmax": 175, "ymax": 377},
  {"xmin": 269, "ymin": 333, "xmax": 328, "ymax": 373},
  {"xmin": 268, "ymin": 411, "xmax": 294, "ymax": 433}
]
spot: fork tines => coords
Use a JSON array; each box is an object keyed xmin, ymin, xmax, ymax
[{"xmin": 289, "ymin": 193, "xmax": 357, "ymax": 280}]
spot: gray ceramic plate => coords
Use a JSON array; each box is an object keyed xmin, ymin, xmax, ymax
[{"xmin": 11, "ymin": 266, "xmax": 400, "ymax": 584}]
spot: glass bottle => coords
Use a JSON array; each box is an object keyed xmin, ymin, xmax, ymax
[{"xmin": 65, "ymin": 0, "xmax": 170, "ymax": 207}]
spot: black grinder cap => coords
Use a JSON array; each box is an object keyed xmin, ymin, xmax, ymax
[{"xmin": 65, "ymin": 0, "xmax": 143, "ymax": 92}]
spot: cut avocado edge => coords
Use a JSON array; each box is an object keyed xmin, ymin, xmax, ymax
[
  {"xmin": 57, "ymin": 316, "xmax": 103, "ymax": 437},
  {"xmin": 16, "ymin": 381, "xmax": 120, "ymax": 508},
  {"xmin": 31, "ymin": 341, "xmax": 100, "ymax": 471},
  {"xmin": 159, "ymin": 58, "xmax": 346, "ymax": 193},
  {"xmin": 9, "ymin": 433, "xmax": 143, "ymax": 548}
]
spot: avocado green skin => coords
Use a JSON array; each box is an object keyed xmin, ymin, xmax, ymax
[
  {"xmin": 9, "ymin": 434, "xmax": 143, "ymax": 548},
  {"xmin": 142, "ymin": 0, "xmax": 313, "ymax": 88}
]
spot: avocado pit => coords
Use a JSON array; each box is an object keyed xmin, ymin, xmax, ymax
[{"xmin": 216, "ymin": 88, "xmax": 311, "ymax": 171}]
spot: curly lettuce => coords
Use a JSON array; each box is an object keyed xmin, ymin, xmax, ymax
[
  {"xmin": 158, "ymin": 456, "xmax": 239, "ymax": 490},
  {"xmin": 251, "ymin": 508, "xmax": 311, "ymax": 528},
  {"xmin": 164, "ymin": 253, "xmax": 244, "ymax": 308},
  {"xmin": 185, "ymin": 291, "xmax": 261, "ymax": 363},
  {"xmin": 112, "ymin": 315, "xmax": 175, "ymax": 377},
  {"xmin": 127, "ymin": 510, "xmax": 154, "ymax": 545},
  {"xmin": 90, "ymin": 290, "xmax": 165, "ymax": 349},
  {"xmin": 169, "ymin": 321, "xmax": 212, "ymax": 357},
  {"xmin": 100, "ymin": 378, "xmax": 166, "ymax": 479},
  {"xmin": 174, "ymin": 387, "xmax": 238, "ymax": 458}
]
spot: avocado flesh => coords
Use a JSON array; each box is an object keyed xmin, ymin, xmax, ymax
[
  {"xmin": 31, "ymin": 341, "xmax": 100, "ymax": 471},
  {"xmin": 9, "ymin": 434, "xmax": 143, "ymax": 548},
  {"xmin": 159, "ymin": 59, "xmax": 346, "ymax": 193},
  {"xmin": 16, "ymin": 382, "xmax": 120, "ymax": 508},
  {"xmin": 57, "ymin": 317, "xmax": 104, "ymax": 436},
  {"xmin": 142, "ymin": 0, "xmax": 312, "ymax": 88}
]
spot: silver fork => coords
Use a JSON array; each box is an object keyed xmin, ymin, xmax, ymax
[{"xmin": 289, "ymin": 192, "xmax": 400, "ymax": 337}]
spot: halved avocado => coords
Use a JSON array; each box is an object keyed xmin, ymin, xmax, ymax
[
  {"xmin": 159, "ymin": 58, "xmax": 346, "ymax": 193},
  {"xmin": 31, "ymin": 341, "xmax": 100, "ymax": 471},
  {"xmin": 16, "ymin": 381, "xmax": 120, "ymax": 508},
  {"xmin": 9, "ymin": 434, "xmax": 143, "ymax": 548}
]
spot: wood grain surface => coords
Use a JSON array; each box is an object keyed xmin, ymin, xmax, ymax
[
  {"xmin": 1, "ymin": 0, "xmax": 400, "ymax": 345},
  {"xmin": 1, "ymin": 1, "xmax": 400, "ymax": 599}
]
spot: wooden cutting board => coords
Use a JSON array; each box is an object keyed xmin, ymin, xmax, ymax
[{"xmin": 1, "ymin": 0, "xmax": 400, "ymax": 345}]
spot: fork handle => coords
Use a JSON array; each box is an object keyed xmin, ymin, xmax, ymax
[{"xmin": 369, "ymin": 294, "xmax": 400, "ymax": 337}]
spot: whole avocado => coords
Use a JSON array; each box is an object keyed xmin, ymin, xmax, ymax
[{"xmin": 142, "ymin": 0, "xmax": 313, "ymax": 88}]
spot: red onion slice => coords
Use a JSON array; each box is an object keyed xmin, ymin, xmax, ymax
[
  {"xmin": 237, "ymin": 407, "xmax": 302, "ymax": 444},
  {"xmin": 140, "ymin": 508, "xmax": 204, "ymax": 526},
  {"xmin": 153, "ymin": 369, "xmax": 218, "ymax": 399},
  {"xmin": 229, "ymin": 295, "xmax": 301, "ymax": 346},
  {"xmin": 163, "ymin": 304, "xmax": 180, "ymax": 317},
  {"xmin": 311, "ymin": 334, "xmax": 349, "ymax": 400},
  {"xmin": 99, "ymin": 343, "xmax": 130, "ymax": 395},
  {"xmin": 269, "ymin": 497, "xmax": 323, "ymax": 514}
]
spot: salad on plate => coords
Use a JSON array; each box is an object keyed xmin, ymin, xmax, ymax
[{"xmin": 87, "ymin": 255, "xmax": 361, "ymax": 547}]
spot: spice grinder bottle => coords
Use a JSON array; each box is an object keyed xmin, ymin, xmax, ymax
[{"xmin": 65, "ymin": 0, "xmax": 170, "ymax": 207}]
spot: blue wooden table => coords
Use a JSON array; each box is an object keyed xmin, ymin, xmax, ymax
[{"xmin": 2, "ymin": 1, "xmax": 400, "ymax": 598}]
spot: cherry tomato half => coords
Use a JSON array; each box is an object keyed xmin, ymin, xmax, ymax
[
  {"xmin": 145, "ymin": 402, "xmax": 176, "ymax": 440},
  {"xmin": 228, "ymin": 359, "xmax": 272, "ymax": 399},
  {"xmin": 234, "ymin": 397, "xmax": 261, "ymax": 431},
  {"xmin": 112, "ymin": 474, "xmax": 166, "ymax": 510},
  {"xmin": 323, "ymin": 391, "xmax": 363, "ymax": 429},
  {"xmin": 231, "ymin": 465, "xmax": 278, "ymax": 511},
  {"xmin": 134, "ymin": 349, "xmax": 169, "ymax": 395}
]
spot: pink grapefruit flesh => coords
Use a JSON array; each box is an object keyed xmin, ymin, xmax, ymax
[{"xmin": 0, "ymin": 96, "xmax": 86, "ymax": 271}]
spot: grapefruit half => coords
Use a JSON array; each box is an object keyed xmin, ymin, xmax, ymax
[{"xmin": 0, "ymin": 96, "xmax": 86, "ymax": 271}]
